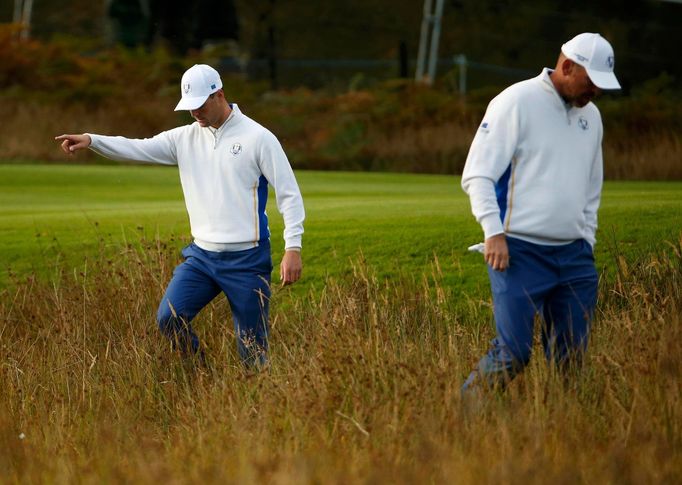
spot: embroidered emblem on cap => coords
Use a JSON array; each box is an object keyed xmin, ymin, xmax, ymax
[
  {"xmin": 230, "ymin": 143, "xmax": 242, "ymax": 156},
  {"xmin": 183, "ymin": 82, "xmax": 191, "ymax": 95},
  {"xmin": 606, "ymin": 56, "xmax": 614, "ymax": 69},
  {"xmin": 578, "ymin": 116, "xmax": 589, "ymax": 130}
]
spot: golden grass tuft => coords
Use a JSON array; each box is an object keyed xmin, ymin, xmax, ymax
[{"xmin": 0, "ymin": 236, "xmax": 681, "ymax": 482}]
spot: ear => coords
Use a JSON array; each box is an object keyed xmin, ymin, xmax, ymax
[{"xmin": 561, "ymin": 58, "xmax": 575, "ymax": 76}]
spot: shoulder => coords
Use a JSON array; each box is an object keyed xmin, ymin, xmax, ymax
[
  {"xmin": 237, "ymin": 113, "xmax": 280, "ymax": 146},
  {"xmin": 240, "ymin": 113, "xmax": 271, "ymax": 134},
  {"xmin": 582, "ymin": 102, "xmax": 602, "ymax": 120},
  {"xmin": 161, "ymin": 123, "xmax": 198, "ymax": 140},
  {"xmin": 485, "ymin": 77, "xmax": 539, "ymax": 115},
  {"xmin": 503, "ymin": 77, "xmax": 546, "ymax": 106}
]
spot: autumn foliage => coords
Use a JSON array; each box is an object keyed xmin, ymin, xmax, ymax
[{"xmin": 1, "ymin": 25, "xmax": 680, "ymax": 179}]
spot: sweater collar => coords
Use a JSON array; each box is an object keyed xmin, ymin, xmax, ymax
[
  {"xmin": 538, "ymin": 67, "xmax": 573, "ymax": 111},
  {"xmin": 220, "ymin": 103, "xmax": 241, "ymax": 129},
  {"xmin": 208, "ymin": 103, "xmax": 241, "ymax": 136}
]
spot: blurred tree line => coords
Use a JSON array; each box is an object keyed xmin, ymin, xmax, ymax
[
  {"xmin": 0, "ymin": 0, "xmax": 680, "ymax": 178},
  {"xmin": 1, "ymin": 0, "xmax": 680, "ymax": 91}
]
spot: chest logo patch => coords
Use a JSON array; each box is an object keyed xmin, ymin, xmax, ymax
[
  {"xmin": 230, "ymin": 142, "xmax": 243, "ymax": 155},
  {"xmin": 578, "ymin": 116, "xmax": 589, "ymax": 131}
]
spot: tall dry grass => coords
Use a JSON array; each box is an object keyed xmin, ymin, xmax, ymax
[
  {"xmin": 1, "ymin": 236, "xmax": 680, "ymax": 483},
  {"xmin": 603, "ymin": 131, "xmax": 682, "ymax": 180}
]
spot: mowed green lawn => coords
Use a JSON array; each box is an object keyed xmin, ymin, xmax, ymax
[{"xmin": 1, "ymin": 164, "xmax": 681, "ymax": 295}]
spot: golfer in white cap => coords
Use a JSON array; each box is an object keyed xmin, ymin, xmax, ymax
[
  {"xmin": 460, "ymin": 33, "xmax": 620, "ymax": 394},
  {"xmin": 56, "ymin": 64, "xmax": 305, "ymax": 368}
]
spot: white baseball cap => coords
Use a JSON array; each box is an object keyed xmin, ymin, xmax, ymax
[
  {"xmin": 174, "ymin": 64, "xmax": 223, "ymax": 111},
  {"xmin": 561, "ymin": 33, "xmax": 621, "ymax": 90}
]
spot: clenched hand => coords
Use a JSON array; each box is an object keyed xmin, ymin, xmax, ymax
[
  {"xmin": 280, "ymin": 249, "xmax": 302, "ymax": 286},
  {"xmin": 485, "ymin": 233, "xmax": 510, "ymax": 271}
]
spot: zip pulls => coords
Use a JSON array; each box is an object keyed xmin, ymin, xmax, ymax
[
  {"xmin": 208, "ymin": 125, "xmax": 222, "ymax": 150},
  {"xmin": 562, "ymin": 102, "xmax": 573, "ymax": 126},
  {"xmin": 542, "ymin": 71, "xmax": 573, "ymax": 126},
  {"xmin": 208, "ymin": 108, "xmax": 237, "ymax": 150}
]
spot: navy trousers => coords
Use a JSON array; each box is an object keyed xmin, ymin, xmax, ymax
[
  {"xmin": 462, "ymin": 237, "xmax": 598, "ymax": 392},
  {"xmin": 156, "ymin": 242, "xmax": 272, "ymax": 367}
]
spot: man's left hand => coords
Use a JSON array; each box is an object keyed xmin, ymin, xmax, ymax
[{"xmin": 280, "ymin": 249, "xmax": 302, "ymax": 286}]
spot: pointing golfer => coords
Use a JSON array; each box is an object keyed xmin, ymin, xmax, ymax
[
  {"xmin": 56, "ymin": 64, "xmax": 305, "ymax": 367},
  {"xmin": 461, "ymin": 33, "xmax": 621, "ymax": 392}
]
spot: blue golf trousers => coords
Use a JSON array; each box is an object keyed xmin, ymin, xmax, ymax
[
  {"xmin": 156, "ymin": 242, "xmax": 272, "ymax": 367},
  {"xmin": 462, "ymin": 237, "xmax": 598, "ymax": 392}
]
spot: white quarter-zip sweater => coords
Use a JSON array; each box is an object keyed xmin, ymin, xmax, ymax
[
  {"xmin": 461, "ymin": 68, "xmax": 603, "ymax": 247},
  {"xmin": 88, "ymin": 104, "xmax": 304, "ymax": 251}
]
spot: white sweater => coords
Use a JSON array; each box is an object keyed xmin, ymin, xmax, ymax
[
  {"xmin": 461, "ymin": 69, "xmax": 603, "ymax": 247},
  {"xmin": 88, "ymin": 104, "xmax": 304, "ymax": 251}
]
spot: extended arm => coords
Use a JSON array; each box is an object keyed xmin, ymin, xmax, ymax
[{"xmin": 56, "ymin": 131, "xmax": 178, "ymax": 166}]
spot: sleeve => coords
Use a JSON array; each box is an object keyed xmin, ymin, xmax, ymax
[
  {"xmin": 461, "ymin": 90, "xmax": 521, "ymax": 239},
  {"xmin": 257, "ymin": 131, "xmax": 305, "ymax": 249},
  {"xmin": 583, "ymin": 118, "xmax": 604, "ymax": 247},
  {"xmin": 87, "ymin": 130, "xmax": 178, "ymax": 166}
]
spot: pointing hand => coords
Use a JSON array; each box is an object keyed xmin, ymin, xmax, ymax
[{"xmin": 54, "ymin": 134, "xmax": 91, "ymax": 155}]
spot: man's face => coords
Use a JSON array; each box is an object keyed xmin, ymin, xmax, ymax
[
  {"xmin": 190, "ymin": 92, "xmax": 223, "ymax": 128},
  {"xmin": 562, "ymin": 62, "xmax": 601, "ymax": 108}
]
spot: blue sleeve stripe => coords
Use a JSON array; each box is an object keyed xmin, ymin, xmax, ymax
[
  {"xmin": 503, "ymin": 158, "xmax": 518, "ymax": 232},
  {"xmin": 257, "ymin": 175, "xmax": 270, "ymax": 243},
  {"xmin": 495, "ymin": 163, "xmax": 512, "ymax": 224}
]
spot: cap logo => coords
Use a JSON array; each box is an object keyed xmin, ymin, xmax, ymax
[
  {"xmin": 606, "ymin": 56, "xmax": 614, "ymax": 69},
  {"xmin": 211, "ymin": 84, "xmax": 216, "ymax": 89},
  {"xmin": 230, "ymin": 142, "xmax": 242, "ymax": 156},
  {"xmin": 183, "ymin": 82, "xmax": 191, "ymax": 95},
  {"xmin": 578, "ymin": 116, "xmax": 589, "ymax": 130},
  {"xmin": 575, "ymin": 53, "xmax": 589, "ymax": 63}
]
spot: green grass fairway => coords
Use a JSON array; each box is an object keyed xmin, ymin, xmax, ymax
[{"xmin": 1, "ymin": 164, "xmax": 681, "ymax": 295}]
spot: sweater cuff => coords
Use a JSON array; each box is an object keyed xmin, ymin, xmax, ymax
[
  {"xmin": 284, "ymin": 236, "xmax": 302, "ymax": 250},
  {"xmin": 480, "ymin": 213, "xmax": 505, "ymax": 240}
]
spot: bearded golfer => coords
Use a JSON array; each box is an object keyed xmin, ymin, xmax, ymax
[
  {"xmin": 461, "ymin": 33, "xmax": 621, "ymax": 393},
  {"xmin": 56, "ymin": 64, "xmax": 305, "ymax": 368}
]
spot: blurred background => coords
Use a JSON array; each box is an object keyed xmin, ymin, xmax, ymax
[{"xmin": 1, "ymin": 0, "xmax": 680, "ymax": 178}]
